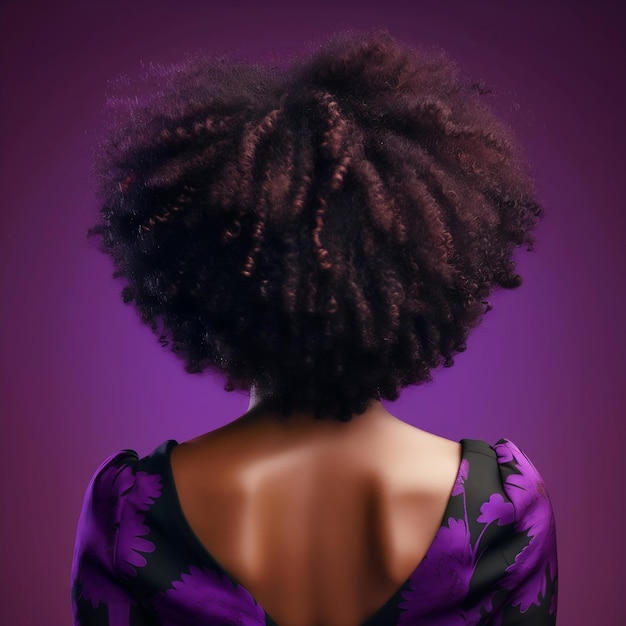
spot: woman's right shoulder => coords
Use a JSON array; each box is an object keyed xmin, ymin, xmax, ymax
[
  {"xmin": 77, "ymin": 442, "xmax": 172, "ymax": 523},
  {"xmin": 81, "ymin": 449, "xmax": 140, "ymax": 505}
]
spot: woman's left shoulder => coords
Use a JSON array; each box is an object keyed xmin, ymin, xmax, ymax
[
  {"xmin": 490, "ymin": 438, "xmax": 556, "ymax": 507},
  {"xmin": 488, "ymin": 437, "xmax": 558, "ymax": 590}
]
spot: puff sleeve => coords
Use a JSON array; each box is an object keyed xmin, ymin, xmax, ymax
[
  {"xmin": 70, "ymin": 450, "xmax": 160, "ymax": 625},
  {"xmin": 487, "ymin": 439, "xmax": 559, "ymax": 625}
]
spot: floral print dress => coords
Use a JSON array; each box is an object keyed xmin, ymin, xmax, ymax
[{"xmin": 71, "ymin": 438, "xmax": 558, "ymax": 625}]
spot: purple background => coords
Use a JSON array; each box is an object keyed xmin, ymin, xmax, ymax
[{"xmin": 1, "ymin": 0, "xmax": 624, "ymax": 624}]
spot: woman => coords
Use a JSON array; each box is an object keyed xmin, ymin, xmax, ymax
[{"xmin": 71, "ymin": 29, "xmax": 558, "ymax": 625}]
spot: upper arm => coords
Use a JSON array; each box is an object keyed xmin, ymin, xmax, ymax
[
  {"xmin": 70, "ymin": 449, "xmax": 146, "ymax": 624},
  {"xmin": 489, "ymin": 439, "xmax": 558, "ymax": 625}
]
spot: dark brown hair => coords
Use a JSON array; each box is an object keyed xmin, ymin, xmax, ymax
[{"xmin": 88, "ymin": 28, "xmax": 544, "ymax": 421}]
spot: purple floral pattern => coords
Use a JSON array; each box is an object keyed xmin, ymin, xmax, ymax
[
  {"xmin": 71, "ymin": 438, "xmax": 557, "ymax": 625},
  {"xmin": 152, "ymin": 564, "xmax": 266, "ymax": 625},
  {"xmin": 398, "ymin": 458, "xmax": 493, "ymax": 625},
  {"xmin": 116, "ymin": 467, "xmax": 162, "ymax": 577},
  {"xmin": 71, "ymin": 451, "xmax": 162, "ymax": 626},
  {"xmin": 398, "ymin": 439, "xmax": 557, "ymax": 625},
  {"xmin": 490, "ymin": 440, "xmax": 558, "ymax": 617}
]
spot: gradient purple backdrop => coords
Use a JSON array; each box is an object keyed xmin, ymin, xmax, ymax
[{"xmin": 1, "ymin": 1, "xmax": 624, "ymax": 624}]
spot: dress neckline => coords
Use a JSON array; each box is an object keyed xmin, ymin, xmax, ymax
[{"xmin": 160, "ymin": 437, "xmax": 467, "ymax": 626}]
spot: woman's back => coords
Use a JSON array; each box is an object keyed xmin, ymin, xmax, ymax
[
  {"xmin": 70, "ymin": 407, "xmax": 558, "ymax": 625},
  {"xmin": 169, "ymin": 404, "xmax": 463, "ymax": 626}
]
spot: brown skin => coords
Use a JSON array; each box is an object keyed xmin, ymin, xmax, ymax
[{"xmin": 170, "ymin": 388, "xmax": 462, "ymax": 626}]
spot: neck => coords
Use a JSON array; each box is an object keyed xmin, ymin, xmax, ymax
[{"xmin": 245, "ymin": 382, "xmax": 395, "ymax": 430}]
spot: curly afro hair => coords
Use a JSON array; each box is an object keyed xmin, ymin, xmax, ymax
[{"xmin": 88, "ymin": 28, "xmax": 544, "ymax": 421}]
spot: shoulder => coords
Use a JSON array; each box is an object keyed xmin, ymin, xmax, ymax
[
  {"xmin": 79, "ymin": 445, "xmax": 168, "ymax": 519},
  {"xmin": 77, "ymin": 449, "xmax": 140, "ymax": 530},
  {"xmin": 461, "ymin": 437, "xmax": 556, "ymax": 519},
  {"xmin": 490, "ymin": 438, "xmax": 557, "ymax": 534},
  {"xmin": 72, "ymin": 450, "xmax": 141, "ymax": 593},
  {"xmin": 466, "ymin": 437, "xmax": 557, "ymax": 540},
  {"xmin": 479, "ymin": 438, "xmax": 559, "ymax": 618},
  {"xmin": 72, "ymin": 445, "xmax": 168, "ymax": 583},
  {"xmin": 86, "ymin": 448, "xmax": 139, "ymax": 492}
]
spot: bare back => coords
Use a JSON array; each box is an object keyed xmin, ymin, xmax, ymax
[{"xmin": 169, "ymin": 406, "xmax": 462, "ymax": 626}]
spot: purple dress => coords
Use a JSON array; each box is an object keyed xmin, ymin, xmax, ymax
[{"xmin": 71, "ymin": 438, "xmax": 558, "ymax": 625}]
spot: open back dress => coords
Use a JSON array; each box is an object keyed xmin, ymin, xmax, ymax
[{"xmin": 71, "ymin": 437, "xmax": 558, "ymax": 625}]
